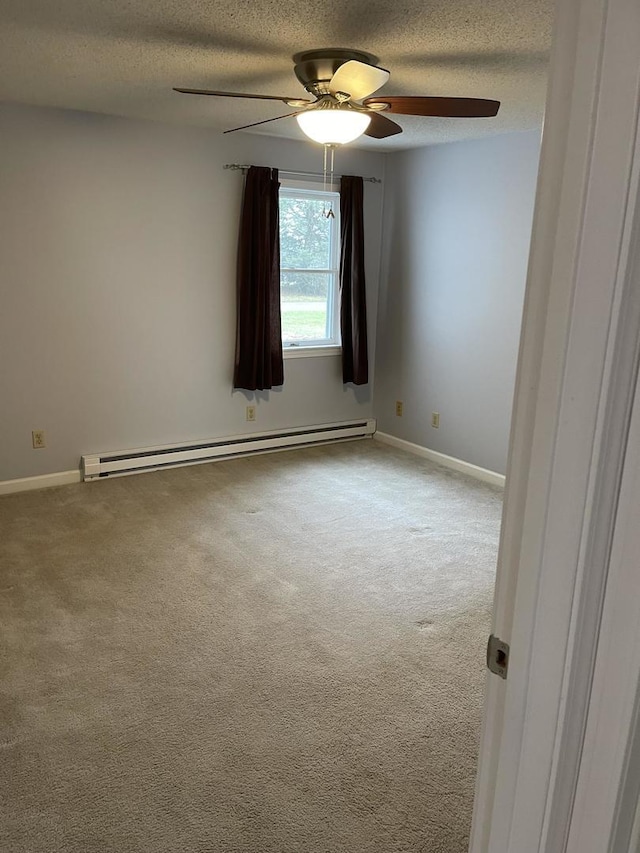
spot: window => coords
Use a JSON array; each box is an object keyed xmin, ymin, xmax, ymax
[{"xmin": 279, "ymin": 184, "xmax": 341, "ymax": 353}]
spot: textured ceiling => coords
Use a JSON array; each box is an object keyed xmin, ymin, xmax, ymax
[{"xmin": 0, "ymin": 0, "xmax": 553, "ymax": 150}]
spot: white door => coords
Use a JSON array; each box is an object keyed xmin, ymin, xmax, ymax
[{"xmin": 469, "ymin": 0, "xmax": 640, "ymax": 849}]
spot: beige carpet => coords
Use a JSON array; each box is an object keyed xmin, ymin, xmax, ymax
[{"xmin": 0, "ymin": 440, "xmax": 502, "ymax": 853}]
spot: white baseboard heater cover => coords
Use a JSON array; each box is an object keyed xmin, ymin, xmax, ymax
[{"xmin": 82, "ymin": 419, "xmax": 376, "ymax": 481}]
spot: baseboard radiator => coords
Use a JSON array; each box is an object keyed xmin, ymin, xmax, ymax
[{"xmin": 82, "ymin": 419, "xmax": 376, "ymax": 481}]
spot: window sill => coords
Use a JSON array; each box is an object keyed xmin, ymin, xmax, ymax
[{"xmin": 283, "ymin": 345, "xmax": 342, "ymax": 359}]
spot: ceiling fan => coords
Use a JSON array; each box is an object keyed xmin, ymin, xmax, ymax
[{"xmin": 174, "ymin": 48, "xmax": 500, "ymax": 144}]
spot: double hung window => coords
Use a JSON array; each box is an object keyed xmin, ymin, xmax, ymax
[{"xmin": 279, "ymin": 184, "xmax": 341, "ymax": 352}]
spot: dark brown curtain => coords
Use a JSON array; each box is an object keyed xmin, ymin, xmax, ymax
[
  {"xmin": 233, "ymin": 166, "xmax": 284, "ymax": 391},
  {"xmin": 339, "ymin": 175, "xmax": 369, "ymax": 385}
]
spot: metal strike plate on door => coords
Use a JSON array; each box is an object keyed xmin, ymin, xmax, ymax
[{"xmin": 487, "ymin": 634, "xmax": 510, "ymax": 679}]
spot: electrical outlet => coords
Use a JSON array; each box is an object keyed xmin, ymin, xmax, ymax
[
  {"xmin": 395, "ymin": 401, "xmax": 403, "ymax": 417},
  {"xmin": 246, "ymin": 406, "xmax": 256, "ymax": 422},
  {"xmin": 431, "ymin": 412, "xmax": 440, "ymax": 429},
  {"xmin": 32, "ymin": 430, "xmax": 46, "ymax": 449}
]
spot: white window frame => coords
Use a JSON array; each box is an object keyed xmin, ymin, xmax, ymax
[{"xmin": 279, "ymin": 181, "xmax": 341, "ymax": 358}]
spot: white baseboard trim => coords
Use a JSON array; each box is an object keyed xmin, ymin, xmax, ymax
[
  {"xmin": 0, "ymin": 470, "xmax": 82, "ymax": 496},
  {"xmin": 374, "ymin": 431, "xmax": 505, "ymax": 488},
  {"xmin": 0, "ymin": 437, "xmax": 504, "ymax": 494}
]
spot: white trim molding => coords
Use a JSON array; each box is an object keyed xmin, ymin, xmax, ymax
[
  {"xmin": 373, "ymin": 431, "xmax": 505, "ymax": 488},
  {"xmin": 566, "ymin": 341, "xmax": 640, "ymax": 852},
  {"xmin": 470, "ymin": 0, "xmax": 640, "ymax": 850},
  {"xmin": 283, "ymin": 345, "xmax": 341, "ymax": 359},
  {"xmin": 0, "ymin": 470, "xmax": 81, "ymax": 496}
]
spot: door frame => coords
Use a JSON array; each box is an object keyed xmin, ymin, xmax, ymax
[{"xmin": 469, "ymin": 0, "xmax": 640, "ymax": 849}]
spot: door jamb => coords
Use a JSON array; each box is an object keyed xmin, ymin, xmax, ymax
[{"xmin": 469, "ymin": 0, "xmax": 640, "ymax": 849}]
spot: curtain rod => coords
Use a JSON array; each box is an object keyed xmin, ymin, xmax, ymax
[{"xmin": 223, "ymin": 164, "xmax": 382, "ymax": 184}]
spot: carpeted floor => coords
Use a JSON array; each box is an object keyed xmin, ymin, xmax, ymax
[{"xmin": 0, "ymin": 440, "xmax": 502, "ymax": 853}]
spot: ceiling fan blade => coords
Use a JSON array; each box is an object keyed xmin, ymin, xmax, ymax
[
  {"xmin": 363, "ymin": 96, "xmax": 501, "ymax": 118},
  {"xmin": 329, "ymin": 60, "xmax": 390, "ymax": 101},
  {"xmin": 174, "ymin": 88, "xmax": 311, "ymax": 107},
  {"xmin": 364, "ymin": 113, "xmax": 403, "ymax": 139},
  {"xmin": 223, "ymin": 112, "xmax": 299, "ymax": 134}
]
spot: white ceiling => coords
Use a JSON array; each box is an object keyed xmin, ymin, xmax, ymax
[{"xmin": 0, "ymin": 0, "xmax": 553, "ymax": 150}]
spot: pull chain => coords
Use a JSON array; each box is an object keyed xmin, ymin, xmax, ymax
[
  {"xmin": 323, "ymin": 144, "xmax": 328, "ymax": 196},
  {"xmin": 322, "ymin": 144, "xmax": 336, "ymax": 219}
]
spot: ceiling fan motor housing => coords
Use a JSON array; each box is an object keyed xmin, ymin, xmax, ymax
[{"xmin": 293, "ymin": 48, "xmax": 379, "ymax": 97}]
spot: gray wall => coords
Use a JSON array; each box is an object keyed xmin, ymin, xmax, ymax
[
  {"xmin": 0, "ymin": 104, "xmax": 385, "ymax": 480},
  {"xmin": 374, "ymin": 131, "xmax": 541, "ymax": 475},
  {"xmin": 1, "ymin": 105, "xmax": 540, "ymax": 483}
]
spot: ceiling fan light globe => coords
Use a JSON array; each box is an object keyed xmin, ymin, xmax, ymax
[{"xmin": 296, "ymin": 109, "xmax": 371, "ymax": 144}]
